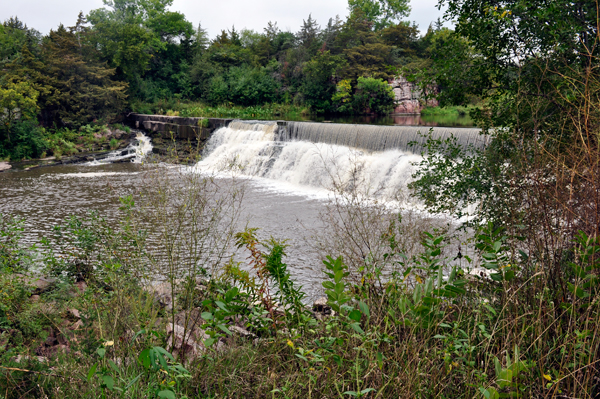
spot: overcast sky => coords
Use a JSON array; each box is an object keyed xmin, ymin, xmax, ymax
[{"xmin": 1, "ymin": 0, "xmax": 449, "ymax": 38}]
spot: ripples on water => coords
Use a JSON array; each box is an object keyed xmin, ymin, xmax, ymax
[
  {"xmin": 0, "ymin": 162, "xmax": 334, "ymax": 297},
  {"xmin": 0, "ymin": 123, "xmax": 468, "ymax": 297}
]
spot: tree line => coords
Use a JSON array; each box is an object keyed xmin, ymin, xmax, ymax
[{"xmin": 0, "ymin": 0, "xmax": 458, "ymax": 131}]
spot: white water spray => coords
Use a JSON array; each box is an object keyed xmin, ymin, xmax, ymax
[
  {"xmin": 87, "ymin": 131, "xmax": 153, "ymax": 165},
  {"xmin": 195, "ymin": 122, "xmax": 423, "ymax": 202}
]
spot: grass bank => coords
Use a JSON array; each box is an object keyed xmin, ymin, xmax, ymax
[{"xmin": 131, "ymin": 100, "xmax": 310, "ymax": 121}]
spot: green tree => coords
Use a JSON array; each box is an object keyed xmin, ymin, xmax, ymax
[
  {"xmin": 0, "ymin": 17, "xmax": 41, "ymax": 68},
  {"xmin": 41, "ymin": 19, "xmax": 128, "ymax": 127},
  {"xmin": 439, "ymin": 0, "xmax": 599, "ymax": 131},
  {"xmin": 87, "ymin": 0, "xmax": 193, "ymax": 94},
  {"xmin": 347, "ymin": 0, "xmax": 411, "ymax": 31},
  {"xmin": 0, "ymin": 82, "xmax": 39, "ymax": 142},
  {"xmin": 297, "ymin": 14, "xmax": 322, "ymax": 57},
  {"xmin": 336, "ymin": 10, "xmax": 394, "ymax": 82},
  {"xmin": 301, "ymin": 51, "xmax": 346, "ymax": 112},
  {"xmin": 352, "ymin": 76, "xmax": 395, "ymax": 114}
]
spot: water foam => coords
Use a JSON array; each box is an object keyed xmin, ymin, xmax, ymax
[
  {"xmin": 86, "ymin": 131, "xmax": 153, "ymax": 165},
  {"xmin": 195, "ymin": 122, "xmax": 423, "ymax": 204}
]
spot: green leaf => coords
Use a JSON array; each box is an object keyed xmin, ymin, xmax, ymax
[
  {"xmin": 480, "ymin": 387, "xmax": 500, "ymax": 399},
  {"xmin": 138, "ymin": 348, "xmax": 151, "ymax": 369},
  {"xmin": 333, "ymin": 354, "xmax": 343, "ymax": 366},
  {"xmin": 358, "ymin": 301, "xmax": 370, "ymax": 318},
  {"xmin": 349, "ymin": 322, "xmax": 365, "ymax": 334},
  {"xmin": 215, "ymin": 301, "xmax": 229, "ymax": 312},
  {"xmin": 204, "ymin": 338, "xmax": 216, "ymax": 347},
  {"xmin": 334, "ymin": 269, "xmax": 345, "ymax": 283},
  {"xmin": 158, "ymin": 390, "xmax": 176, "ymax": 399},
  {"xmin": 201, "ymin": 312, "xmax": 214, "ymax": 320},
  {"xmin": 376, "ymin": 352, "xmax": 384, "ymax": 369},
  {"xmin": 124, "ymin": 373, "xmax": 142, "ymax": 392},
  {"xmin": 225, "ymin": 287, "xmax": 239, "ymax": 302},
  {"xmin": 96, "ymin": 347, "xmax": 106, "ymax": 359},
  {"xmin": 101, "ymin": 375, "xmax": 115, "ymax": 390},
  {"xmin": 108, "ymin": 360, "xmax": 120, "ymax": 374},
  {"xmin": 87, "ymin": 364, "xmax": 97, "ymax": 381},
  {"xmin": 493, "ymin": 241, "xmax": 502, "ymax": 252},
  {"xmin": 153, "ymin": 346, "xmax": 175, "ymax": 362},
  {"xmin": 348, "ymin": 309, "xmax": 362, "ymax": 322},
  {"xmin": 217, "ymin": 324, "xmax": 233, "ymax": 335}
]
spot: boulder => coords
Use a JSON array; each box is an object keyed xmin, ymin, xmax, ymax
[
  {"xmin": 114, "ymin": 129, "xmax": 126, "ymax": 139},
  {"xmin": 166, "ymin": 323, "xmax": 209, "ymax": 361},
  {"xmin": 76, "ymin": 280, "xmax": 87, "ymax": 294},
  {"xmin": 173, "ymin": 308, "xmax": 205, "ymax": 331},
  {"xmin": 14, "ymin": 274, "xmax": 57, "ymax": 294},
  {"xmin": 146, "ymin": 278, "xmax": 210, "ymax": 311},
  {"xmin": 0, "ymin": 162, "xmax": 11, "ymax": 172},
  {"xmin": 312, "ymin": 296, "xmax": 333, "ymax": 320},
  {"xmin": 147, "ymin": 282, "xmax": 177, "ymax": 310},
  {"xmin": 229, "ymin": 325, "xmax": 256, "ymax": 339}
]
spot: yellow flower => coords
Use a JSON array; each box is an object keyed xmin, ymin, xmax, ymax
[
  {"xmin": 287, "ymin": 340, "xmax": 295, "ymax": 349},
  {"xmin": 543, "ymin": 374, "xmax": 552, "ymax": 381}
]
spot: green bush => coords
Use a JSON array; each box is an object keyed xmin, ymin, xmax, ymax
[
  {"xmin": 332, "ymin": 77, "xmax": 396, "ymax": 115},
  {"xmin": 207, "ymin": 66, "xmax": 281, "ymax": 106},
  {"xmin": 0, "ymin": 121, "xmax": 49, "ymax": 160},
  {"xmin": 351, "ymin": 77, "xmax": 396, "ymax": 114}
]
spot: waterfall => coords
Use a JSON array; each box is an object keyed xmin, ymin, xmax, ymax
[
  {"xmin": 283, "ymin": 122, "xmax": 486, "ymax": 153},
  {"xmin": 196, "ymin": 121, "xmax": 445, "ymax": 201}
]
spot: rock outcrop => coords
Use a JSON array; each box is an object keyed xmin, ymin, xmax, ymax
[{"xmin": 389, "ymin": 76, "xmax": 438, "ymax": 114}]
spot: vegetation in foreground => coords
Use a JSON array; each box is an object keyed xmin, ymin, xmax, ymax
[
  {"xmin": 1, "ymin": 0, "xmax": 599, "ymax": 398},
  {"xmin": 1, "ymin": 149, "xmax": 599, "ymax": 398}
]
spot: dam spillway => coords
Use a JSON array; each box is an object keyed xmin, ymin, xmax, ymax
[
  {"xmin": 196, "ymin": 120, "xmax": 485, "ymax": 201},
  {"xmin": 283, "ymin": 121, "xmax": 486, "ymax": 153}
]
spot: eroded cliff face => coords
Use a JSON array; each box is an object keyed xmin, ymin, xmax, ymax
[{"xmin": 389, "ymin": 77, "xmax": 438, "ymax": 114}]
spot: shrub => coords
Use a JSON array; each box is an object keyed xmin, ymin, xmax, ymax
[
  {"xmin": 351, "ymin": 76, "xmax": 396, "ymax": 114},
  {"xmin": 0, "ymin": 121, "xmax": 48, "ymax": 160}
]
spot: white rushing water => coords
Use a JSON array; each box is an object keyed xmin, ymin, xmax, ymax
[
  {"xmin": 87, "ymin": 131, "xmax": 153, "ymax": 165},
  {"xmin": 195, "ymin": 121, "xmax": 424, "ymax": 204}
]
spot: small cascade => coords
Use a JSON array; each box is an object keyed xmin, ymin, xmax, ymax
[
  {"xmin": 283, "ymin": 122, "xmax": 486, "ymax": 153},
  {"xmin": 87, "ymin": 131, "xmax": 153, "ymax": 165}
]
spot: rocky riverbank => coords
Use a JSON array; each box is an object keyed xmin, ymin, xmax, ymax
[{"xmin": 1, "ymin": 127, "xmax": 140, "ymax": 172}]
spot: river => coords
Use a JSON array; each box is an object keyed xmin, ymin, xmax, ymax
[{"xmin": 0, "ymin": 121, "xmax": 470, "ymax": 298}]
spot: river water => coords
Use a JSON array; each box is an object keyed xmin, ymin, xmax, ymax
[{"xmin": 0, "ymin": 123, "xmax": 465, "ymax": 298}]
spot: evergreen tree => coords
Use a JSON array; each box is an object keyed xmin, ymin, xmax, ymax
[
  {"xmin": 41, "ymin": 20, "xmax": 128, "ymax": 126},
  {"xmin": 336, "ymin": 10, "xmax": 393, "ymax": 82},
  {"xmin": 297, "ymin": 15, "xmax": 321, "ymax": 56}
]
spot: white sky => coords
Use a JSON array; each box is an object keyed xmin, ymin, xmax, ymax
[{"xmin": 1, "ymin": 0, "xmax": 450, "ymax": 38}]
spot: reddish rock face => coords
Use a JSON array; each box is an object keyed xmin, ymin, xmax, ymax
[
  {"xmin": 394, "ymin": 100, "xmax": 422, "ymax": 114},
  {"xmin": 389, "ymin": 76, "xmax": 439, "ymax": 114}
]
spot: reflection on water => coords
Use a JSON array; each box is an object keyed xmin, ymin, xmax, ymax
[{"xmin": 309, "ymin": 113, "xmax": 474, "ymax": 127}]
